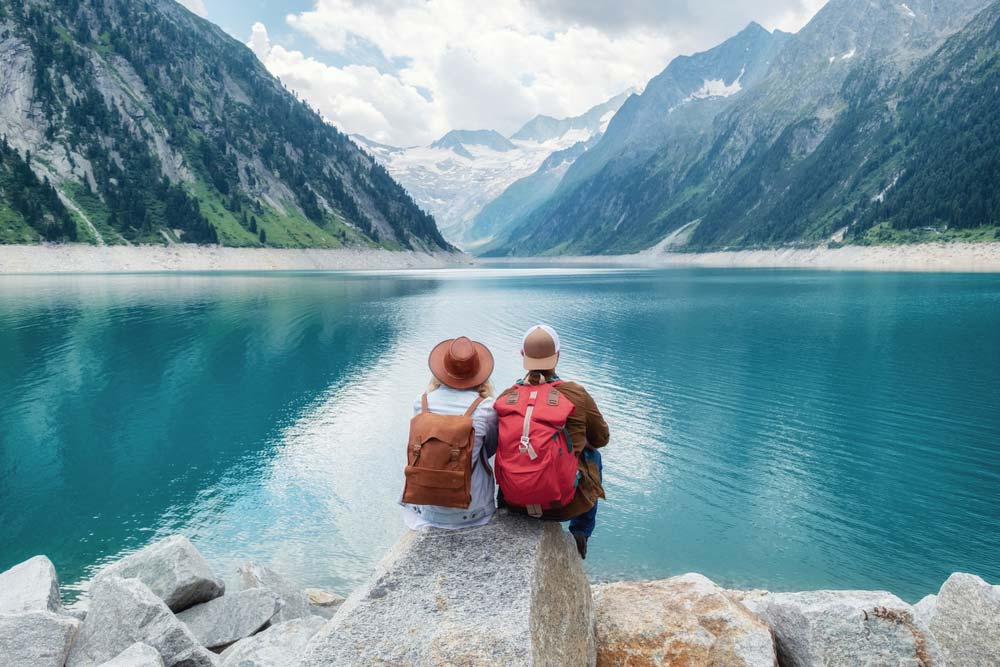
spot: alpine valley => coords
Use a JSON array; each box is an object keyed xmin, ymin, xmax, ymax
[
  {"xmin": 1, "ymin": 0, "xmax": 999, "ymax": 258},
  {"xmin": 0, "ymin": 0, "xmax": 449, "ymax": 250},
  {"xmin": 351, "ymin": 92, "xmax": 630, "ymax": 249},
  {"xmin": 357, "ymin": 0, "xmax": 1000, "ymax": 256}
]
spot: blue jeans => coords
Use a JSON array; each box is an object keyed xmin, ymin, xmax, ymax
[{"xmin": 569, "ymin": 448, "xmax": 602, "ymax": 539}]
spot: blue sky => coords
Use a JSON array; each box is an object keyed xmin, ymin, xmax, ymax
[{"xmin": 178, "ymin": 0, "xmax": 827, "ymax": 146}]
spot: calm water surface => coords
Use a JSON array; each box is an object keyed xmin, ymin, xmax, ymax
[{"xmin": 1, "ymin": 267, "xmax": 998, "ymax": 602}]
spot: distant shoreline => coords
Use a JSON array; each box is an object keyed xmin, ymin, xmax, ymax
[
  {"xmin": 2, "ymin": 241, "xmax": 1000, "ymax": 274},
  {"xmin": 0, "ymin": 244, "xmax": 469, "ymax": 274},
  {"xmin": 485, "ymin": 242, "xmax": 1000, "ymax": 273}
]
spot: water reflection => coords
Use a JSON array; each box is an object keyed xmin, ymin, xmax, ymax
[{"xmin": 1, "ymin": 269, "xmax": 999, "ymax": 602}]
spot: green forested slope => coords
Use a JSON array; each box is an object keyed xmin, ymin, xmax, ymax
[
  {"xmin": 486, "ymin": 0, "xmax": 998, "ymax": 255},
  {"xmin": 0, "ymin": 0, "xmax": 449, "ymax": 250}
]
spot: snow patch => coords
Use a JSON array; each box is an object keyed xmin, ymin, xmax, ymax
[
  {"xmin": 841, "ymin": 49, "xmax": 857, "ymax": 60},
  {"xmin": 900, "ymin": 3, "xmax": 917, "ymax": 19},
  {"xmin": 685, "ymin": 67, "xmax": 745, "ymax": 103}
]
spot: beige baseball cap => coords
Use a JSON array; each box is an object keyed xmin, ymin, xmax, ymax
[{"xmin": 521, "ymin": 324, "xmax": 560, "ymax": 371}]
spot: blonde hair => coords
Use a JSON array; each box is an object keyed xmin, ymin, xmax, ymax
[
  {"xmin": 523, "ymin": 370, "xmax": 556, "ymax": 386},
  {"xmin": 428, "ymin": 375, "xmax": 495, "ymax": 398}
]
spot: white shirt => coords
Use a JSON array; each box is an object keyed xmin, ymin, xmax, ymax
[{"xmin": 401, "ymin": 386, "xmax": 498, "ymax": 530}]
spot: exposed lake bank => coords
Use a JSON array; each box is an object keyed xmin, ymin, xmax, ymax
[
  {"xmin": 488, "ymin": 241, "xmax": 1000, "ymax": 273},
  {"xmin": 3, "ymin": 240, "xmax": 1000, "ymax": 273},
  {"xmin": 0, "ymin": 244, "xmax": 468, "ymax": 274}
]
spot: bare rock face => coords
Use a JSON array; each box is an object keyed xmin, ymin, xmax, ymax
[
  {"xmin": 66, "ymin": 576, "xmax": 217, "ymax": 667},
  {"xmin": 0, "ymin": 555, "xmax": 62, "ymax": 614},
  {"xmin": 219, "ymin": 616, "xmax": 326, "ymax": 667},
  {"xmin": 176, "ymin": 588, "xmax": 282, "ymax": 650},
  {"xmin": 92, "ymin": 536, "xmax": 224, "ymax": 613},
  {"xmin": 298, "ymin": 513, "xmax": 595, "ymax": 667},
  {"xmin": 238, "ymin": 562, "xmax": 310, "ymax": 624},
  {"xmin": 742, "ymin": 590, "xmax": 942, "ymax": 667},
  {"xmin": 593, "ymin": 574, "xmax": 777, "ymax": 667},
  {"xmin": 97, "ymin": 642, "xmax": 166, "ymax": 667},
  {"xmin": 926, "ymin": 572, "xmax": 1000, "ymax": 666},
  {"xmin": 0, "ymin": 611, "xmax": 80, "ymax": 667}
]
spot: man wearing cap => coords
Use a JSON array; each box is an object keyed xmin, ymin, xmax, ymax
[{"xmin": 500, "ymin": 324, "xmax": 609, "ymax": 558}]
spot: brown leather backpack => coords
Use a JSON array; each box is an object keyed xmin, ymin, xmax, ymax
[{"xmin": 402, "ymin": 394, "xmax": 485, "ymax": 509}]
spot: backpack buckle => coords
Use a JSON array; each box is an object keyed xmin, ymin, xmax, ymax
[{"xmin": 519, "ymin": 437, "xmax": 538, "ymax": 461}]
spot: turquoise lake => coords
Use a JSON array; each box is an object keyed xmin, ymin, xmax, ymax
[{"xmin": 1, "ymin": 267, "xmax": 998, "ymax": 602}]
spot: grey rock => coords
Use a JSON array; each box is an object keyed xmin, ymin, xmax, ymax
[
  {"xmin": 0, "ymin": 611, "xmax": 80, "ymax": 667},
  {"xmin": 238, "ymin": 563, "xmax": 309, "ymax": 623},
  {"xmin": 928, "ymin": 572, "xmax": 1000, "ymax": 666},
  {"xmin": 97, "ymin": 642, "xmax": 166, "ymax": 667},
  {"xmin": 64, "ymin": 597, "xmax": 90, "ymax": 622},
  {"xmin": 219, "ymin": 616, "xmax": 326, "ymax": 667},
  {"xmin": 92, "ymin": 536, "xmax": 224, "ymax": 613},
  {"xmin": 594, "ymin": 574, "xmax": 777, "ymax": 666},
  {"xmin": 913, "ymin": 594, "xmax": 937, "ymax": 630},
  {"xmin": 299, "ymin": 512, "xmax": 595, "ymax": 667},
  {"xmin": 0, "ymin": 555, "xmax": 61, "ymax": 614},
  {"xmin": 177, "ymin": 589, "xmax": 282, "ymax": 650},
  {"xmin": 743, "ymin": 590, "xmax": 942, "ymax": 667},
  {"xmin": 304, "ymin": 589, "xmax": 344, "ymax": 620},
  {"xmin": 66, "ymin": 576, "xmax": 218, "ymax": 667}
]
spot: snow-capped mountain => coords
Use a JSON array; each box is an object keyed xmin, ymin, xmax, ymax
[{"xmin": 352, "ymin": 92, "xmax": 630, "ymax": 246}]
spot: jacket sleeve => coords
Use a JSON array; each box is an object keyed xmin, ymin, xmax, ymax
[
  {"xmin": 482, "ymin": 405, "xmax": 499, "ymax": 458},
  {"xmin": 584, "ymin": 390, "xmax": 610, "ymax": 448}
]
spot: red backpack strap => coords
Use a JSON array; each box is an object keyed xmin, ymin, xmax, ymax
[
  {"xmin": 463, "ymin": 396, "xmax": 485, "ymax": 417},
  {"xmin": 420, "ymin": 393, "xmax": 430, "ymax": 414}
]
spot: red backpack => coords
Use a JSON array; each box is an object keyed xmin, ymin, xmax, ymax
[{"xmin": 494, "ymin": 380, "xmax": 576, "ymax": 517}]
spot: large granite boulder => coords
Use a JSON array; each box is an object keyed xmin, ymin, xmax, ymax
[
  {"xmin": 92, "ymin": 536, "xmax": 224, "ymax": 612},
  {"xmin": 299, "ymin": 513, "xmax": 595, "ymax": 667},
  {"xmin": 0, "ymin": 555, "xmax": 62, "ymax": 613},
  {"xmin": 742, "ymin": 590, "xmax": 942, "ymax": 667},
  {"xmin": 0, "ymin": 610, "xmax": 80, "ymax": 667},
  {"xmin": 177, "ymin": 588, "xmax": 282, "ymax": 650},
  {"xmin": 220, "ymin": 616, "xmax": 326, "ymax": 667},
  {"xmin": 238, "ymin": 562, "xmax": 310, "ymax": 623},
  {"xmin": 97, "ymin": 642, "xmax": 166, "ymax": 667},
  {"xmin": 926, "ymin": 572, "xmax": 1000, "ymax": 666},
  {"xmin": 66, "ymin": 576, "xmax": 218, "ymax": 667},
  {"xmin": 593, "ymin": 574, "xmax": 777, "ymax": 667}
]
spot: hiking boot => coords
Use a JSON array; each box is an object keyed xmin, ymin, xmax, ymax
[{"xmin": 573, "ymin": 533, "xmax": 588, "ymax": 560}]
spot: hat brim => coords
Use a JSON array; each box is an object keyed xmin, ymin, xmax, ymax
[
  {"xmin": 523, "ymin": 353, "xmax": 559, "ymax": 371},
  {"xmin": 428, "ymin": 339, "xmax": 495, "ymax": 390}
]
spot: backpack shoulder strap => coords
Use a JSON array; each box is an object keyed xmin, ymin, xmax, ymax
[
  {"xmin": 463, "ymin": 396, "xmax": 485, "ymax": 417},
  {"xmin": 420, "ymin": 393, "xmax": 430, "ymax": 414}
]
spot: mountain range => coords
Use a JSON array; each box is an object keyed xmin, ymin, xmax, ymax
[
  {"xmin": 352, "ymin": 92, "xmax": 630, "ymax": 247},
  {"xmin": 0, "ymin": 0, "xmax": 449, "ymax": 251},
  {"xmin": 479, "ymin": 0, "xmax": 1000, "ymax": 255},
  {"xmin": 2, "ymin": 0, "xmax": 998, "ymax": 256}
]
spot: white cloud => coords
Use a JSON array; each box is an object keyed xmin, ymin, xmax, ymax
[
  {"xmin": 177, "ymin": 0, "xmax": 208, "ymax": 18},
  {"xmin": 248, "ymin": 0, "xmax": 828, "ymax": 146}
]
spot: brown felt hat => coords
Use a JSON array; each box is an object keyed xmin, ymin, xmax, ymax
[{"xmin": 428, "ymin": 336, "xmax": 494, "ymax": 389}]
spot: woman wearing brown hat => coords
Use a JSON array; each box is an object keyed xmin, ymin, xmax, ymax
[{"xmin": 401, "ymin": 336, "xmax": 499, "ymax": 530}]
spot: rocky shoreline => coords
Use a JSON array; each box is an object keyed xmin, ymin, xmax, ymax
[
  {"xmin": 1, "ymin": 518, "xmax": 997, "ymax": 666},
  {"xmin": 3, "ymin": 241, "xmax": 1000, "ymax": 275},
  {"xmin": 489, "ymin": 241, "xmax": 1000, "ymax": 273},
  {"xmin": 0, "ymin": 244, "xmax": 467, "ymax": 274}
]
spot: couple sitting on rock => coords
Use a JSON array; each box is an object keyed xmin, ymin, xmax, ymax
[{"xmin": 400, "ymin": 324, "xmax": 609, "ymax": 558}]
